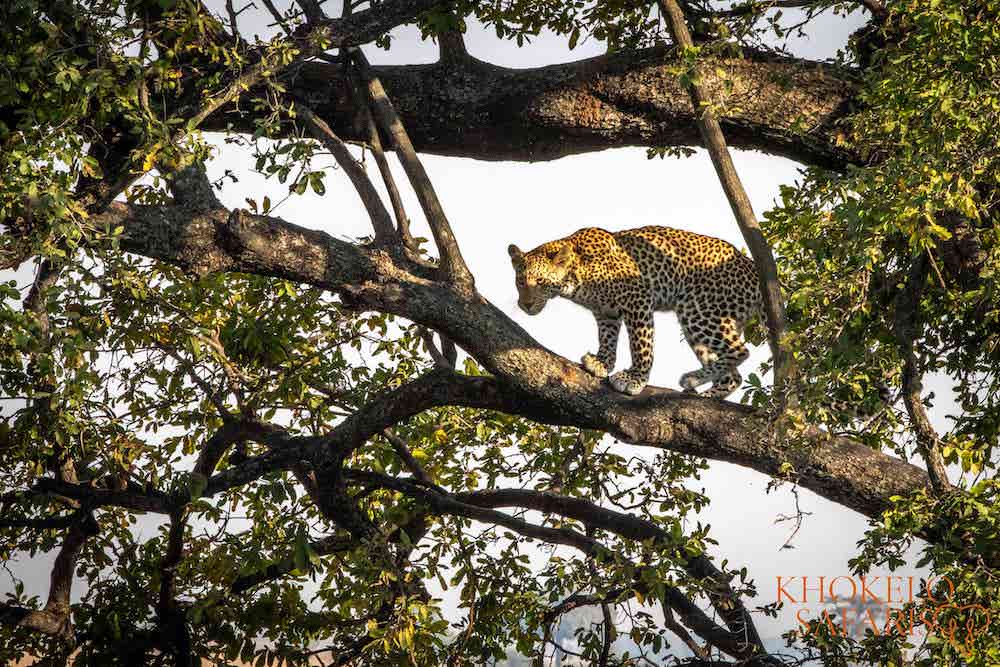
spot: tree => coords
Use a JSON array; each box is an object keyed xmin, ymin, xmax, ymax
[{"xmin": 0, "ymin": 0, "xmax": 998, "ymax": 664}]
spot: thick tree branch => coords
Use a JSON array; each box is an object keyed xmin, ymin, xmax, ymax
[
  {"xmin": 0, "ymin": 513, "xmax": 98, "ymax": 639},
  {"xmin": 204, "ymin": 443, "xmax": 316, "ymax": 498},
  {"xmin": 90, "ymin": 200, "xmax": 375, "ymax": 285},
  {"xmin": 33, "ymin": 479, "xmax": 171, "ymax": 514},
  {"xmin": 662, "ymin": 601, "xmax": 711, "ymax": 659},
  {"xmin": 42, "ymin": 515, "xmax": 98, "ymax": 621},
  {"xmin": 0, "ymin": 512, "xmax": 83, "ymax": 530},
  {"xmin": 210, "ymin": 47, "xmax": 855, "ymax": 169},
  {"xmin": 96, "ymin": 197, "xmax": 940, "ymax": 530},
  {"xmin": 196, "ymin": 371, "xmax": 518, "ymax": 500},
  {"xmin": 661, "ymin": 587, "xmax": 774, "ymax": 663}
]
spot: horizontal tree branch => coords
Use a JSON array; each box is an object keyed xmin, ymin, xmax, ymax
[
  {"xmin": 207, "ymin": 46, "xmax": 857, "ymax": 169},
  {"xmin": 33, "ymin": 479, "xmax": 171, "ymax": 514},
  {"xmin": 0, "ymin": 511, "xmax": 83, "ymax": 530}
]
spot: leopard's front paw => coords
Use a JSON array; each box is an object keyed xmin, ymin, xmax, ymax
[
  {"xmin": 582, "ymin": 353, "xmax": 611, "ymax": 378},
  {"xmin": 609, "ymin": 370, "xmax": 647, "ymax": 396}
]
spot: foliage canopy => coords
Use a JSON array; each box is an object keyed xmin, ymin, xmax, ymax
[{"xmin": 1, "ymin": 0, "xmax": 999, "ymax": 665}]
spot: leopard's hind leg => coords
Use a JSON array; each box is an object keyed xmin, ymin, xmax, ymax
[{"xmin": 678, "ymin": 312, "xmax": 749, "ymax": 399}]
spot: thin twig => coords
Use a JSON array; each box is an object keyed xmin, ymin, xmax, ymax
[{"xmin": 348, "ymin": 48, "xmax": 475, "ymax": 288}]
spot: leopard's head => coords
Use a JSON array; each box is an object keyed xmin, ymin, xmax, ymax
[{"xmin": 507, "ymin": 241, "xmax": 578, "ymax": 315}]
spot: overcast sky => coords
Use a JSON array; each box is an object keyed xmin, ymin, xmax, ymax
[{"xmin": 1, "ymin": 0, "xmax": 963, "ymax": 659}]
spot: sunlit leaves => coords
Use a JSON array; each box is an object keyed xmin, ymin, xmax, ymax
[{"xmin": 760, "ymin": 1, "xmax": 1000, "ymax": 662}]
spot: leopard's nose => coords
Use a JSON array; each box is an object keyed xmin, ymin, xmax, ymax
[{"xmin": 520, "ymin": 299, "xmax": 544, "ymax": 315}]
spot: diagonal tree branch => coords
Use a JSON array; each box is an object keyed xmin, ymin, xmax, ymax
[
  {"xmin": 349, "ymin": 48, "xmax": 475, "ymax": 288},
  {"xmin": 297, "ymin": 103, "xmax": 397, "ymax": 244},
  {"xmin": 656, "ymin": 0, "xmax": 792, "ymax": 396},
  {"xmin": 347, "ymin": 69, "xmax": 417, "ymax": 251},
  {"xmin": 892, "ymin": 253, "xmax": 950, "ymax": 495},
  {"xmin": 91, "ymin": 197, "xmax": 941, "ymax": 530}
]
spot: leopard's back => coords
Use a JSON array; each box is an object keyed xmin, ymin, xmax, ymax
[{"xmin": 580, "ymin": 226, "xmax": 759, "ymax": 319}]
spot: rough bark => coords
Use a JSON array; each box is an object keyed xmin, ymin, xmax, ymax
[
  {"xmin": 205, "ymin": 46, "xmax": 856, "ymax": 169},
  {"xmin": 90, "ymin": 198, "xmax": 936, "ymax": 525}
]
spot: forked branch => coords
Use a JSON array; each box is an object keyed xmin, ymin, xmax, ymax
[
  {"xmin": 349, "ymin": 48, "xmax": 476, "ymax": 289},
  {"xmin": 297, "ymin": 103, "xmax": 396, "ymax": 243}
]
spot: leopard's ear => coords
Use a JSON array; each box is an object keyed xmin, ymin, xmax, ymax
[
  {"xmin": 508, "ymin": 244, "xmax": 525, "ymax": 266},
  {"xmin": 554, "ymin": 243, "xmax": 575, "ymax": 264}
]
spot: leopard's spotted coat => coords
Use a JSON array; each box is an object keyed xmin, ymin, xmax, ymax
[{"xmin": 508, "ymin": 226, "xmax": 761, "ymax": 397}]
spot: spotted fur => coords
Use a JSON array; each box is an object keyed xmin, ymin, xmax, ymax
[{"xmin": 508, "ymin": 226, "xmax": 761, "ymax": 398}]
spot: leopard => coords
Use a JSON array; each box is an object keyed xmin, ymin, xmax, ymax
[{"xmin": 508, "ymin": 225, "xmax": 763, "ymax": 398}]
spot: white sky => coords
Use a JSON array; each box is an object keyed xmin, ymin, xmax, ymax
[{"xmin": 1, "ymin": 0, "xmax": 964, "ymax": 658}]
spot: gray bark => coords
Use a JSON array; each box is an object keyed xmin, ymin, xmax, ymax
[
  {"xmin": 90, "ymin": 199, "xmax": 938, "ymax": 526},
  {"xmin": 205, "ymin": 46, "xmax": 857, "ymax": 169}
]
